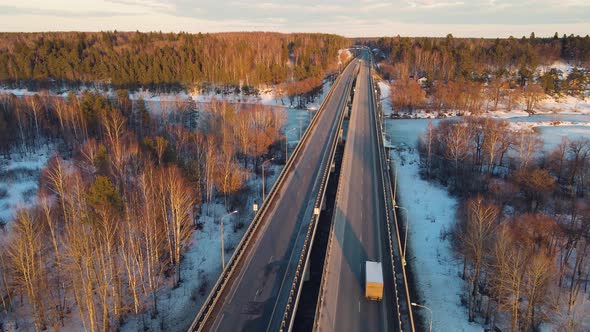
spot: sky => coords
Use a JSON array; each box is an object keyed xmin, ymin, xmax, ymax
[{"xmin": 0, "ymin": 0, "xmax": 589, "ymax": 38}]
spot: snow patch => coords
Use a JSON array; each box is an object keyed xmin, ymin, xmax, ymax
[
  {"xmin": 0, "ymin": 144, "xmax": 55, "ymax": 223},
  {"xmin": 378, "ymin": 81, "xmax": 393, "ymax": 118},
  {"xmin": 536, "ymin": 61, "xmax": 581, "ymax": 79}
]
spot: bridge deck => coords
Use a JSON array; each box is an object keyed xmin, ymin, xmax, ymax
[
  {"xmin": 194, "ymin": 58, "xmax": 360, "ymax": 332},
  {"xmin": 315, "ymin": 51, "xmax": 398, "ymax": 332}
]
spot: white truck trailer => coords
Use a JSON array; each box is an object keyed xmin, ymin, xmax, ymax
[{"xmin": 365, "ymin": 261, "xmax": 384, "ymax": 301}]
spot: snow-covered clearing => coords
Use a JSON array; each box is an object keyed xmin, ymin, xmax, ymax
[
  {"xmin": 0, "ymin": 144, "xmax": 55, "ymax": 224},
  {"xmin": 188, "ymin": 87, "xmax": 281, "ymax": 105},
  {"xmin": 481, "ymin": 95, "xmax": 590, "ymax": 119},
  {"xmin": 537, "ymin": 60, "xmax": 581, "ymax": 79},
  {"xmin": 380, "ymin": 78, "xmax": 590, "ymax": 151}
]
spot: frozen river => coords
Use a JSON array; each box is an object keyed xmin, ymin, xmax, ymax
[{"xmin": 385, "ymin": 114, "xmax": 590, "ymax": 151}]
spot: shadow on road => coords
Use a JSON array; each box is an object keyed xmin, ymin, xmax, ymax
[{"xmin": 333, "ymin": 206, "xmax": 369, "ymax": 288}]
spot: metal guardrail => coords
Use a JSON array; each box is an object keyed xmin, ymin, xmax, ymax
[
  {"xmin": 369, "ymin": 65, "xmax": 415, "ymax": 331},
  {"xmin": 188, "ymin": 58, "xmax": 358, "ymax": 332},
  {"xmin": 369, "ymin": 70, "xmax": 404, "ymax": 331},
  {"xmin": 279, "ymin": 64, "xmax": 359, "ymax": 332}
]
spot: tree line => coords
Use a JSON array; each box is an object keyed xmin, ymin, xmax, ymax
[
  {"xmin": 0, "ymin": 31, "xmax": 349, "ymax": 90},
  {"xmin": 416, "ymin": 118, "xmax": 590, "ymax": 331},
  {"xmin": 0, "ymin": 89, "xmax": 285, "ymax": 330},
  {"xmin": 389, "ymin": 77, "xmax": 559, "ymax": 115},
  {"xmin": 388, "ymin": 74, "xmax": 586, "ymax": 116},
  {"xmin": 361, "ymin": 33, "xmax": 590, "ymax": 115},
  {"xmin": 363, "ymin": 33, "xmax": 590, "ymax": 81}
]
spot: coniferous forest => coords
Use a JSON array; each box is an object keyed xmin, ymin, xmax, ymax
[
  {"xmin": 0, "ymin": 31, "xmax": 348, "ymax": 89},
  {"xmin": 361, "ymin": 33, "xmax": 590, "ymax": 81}
]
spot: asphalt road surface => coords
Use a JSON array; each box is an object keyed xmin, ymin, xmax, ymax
[
  {"xmin": 315, "ymin": 51, "xmax": 396, "ymax": 332},
  {"xmin": 198, "ymin": 57, "xmax": 360, "ymax": 332}
]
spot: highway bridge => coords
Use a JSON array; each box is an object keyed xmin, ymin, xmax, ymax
[
  {"xmin": 189, "ymin": 53, "xmax": 360, "ymax": 332},
  {"xmin": 189, "ymin": 49, "xmax": 414, "ymax": 332},
  {"xmin": 313, "ymin": 52, "xmax": 415, "ymax": 332}
]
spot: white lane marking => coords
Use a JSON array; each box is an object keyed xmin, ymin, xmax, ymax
[
  {"xmin": 214, "ymin": 313, "xmax": 225, "ymax": 331},
  {"xmin": 358, "ymin": 301, "xmax": 361, "ymax": 313},
  {"xmin": 268, "ymin": 255, "xmax": 274, "ymax": 264}
]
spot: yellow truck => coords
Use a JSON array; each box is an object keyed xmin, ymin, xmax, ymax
[{"xmin": 365, "ymin": 261, "xmax": 384, "ymax": 301}]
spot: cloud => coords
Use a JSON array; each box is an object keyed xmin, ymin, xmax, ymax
[
  {"xmin": 105, "ymin": 0, "xmax": 177, "ymax": 12},
  {"xmin": 229, "ymin": 1, "xmax": 348, "ymax": 13},
  {"xmin": 0, "ymin": 5, "xmax": 141, "ymax": 18},
  {"xmin": 361, "ymin": 2, "xmax": 392, "ymax": 11},
  {"xmin": 406, "ymin": 0, "xmax": 465, "ymax": 9},
  {"xmin": 0, "ymin": 0, "xmax": 588, "ymax": 37}
]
